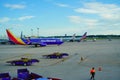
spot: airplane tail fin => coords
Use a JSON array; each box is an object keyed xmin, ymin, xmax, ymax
[
  {"xmin": 20, "ymin": 31, "xmax": 23, "ymax": 38},
  {"xmin": 72, "ymin": 33, "xmax": 76, "ymax": 40},
  {"xmin": 80, "ymin": 32, "xmax": 87, "ymax": 41},
  {"xmin": 6, "ymin": 29, "xmax": 26, "ymax": 45},
  {"xmin": 69, "ymin": 33, "xmax": 76, "ymax": 42}
]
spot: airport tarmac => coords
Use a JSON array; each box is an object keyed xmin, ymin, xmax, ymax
[{"xmin": 0, "ymin": 39, "xmax": 120, "ymax": 80}]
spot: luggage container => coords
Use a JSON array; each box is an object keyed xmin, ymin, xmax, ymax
[
  {"xmin": 17, "ymin": 68, "xmax": 29, "ymax": 80},
  {"xmin": 0, "ymin": 73, "xmax": 11, "ymax": 80}
]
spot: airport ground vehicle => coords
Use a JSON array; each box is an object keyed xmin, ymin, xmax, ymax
[
  {"xmin": 0, "ymin": 68, "xmax": 62, "ymax": 80},
  {"xmin": 42, "ymin": 52, "xmax": 69, "ymax": 59},
  {"xmin": 6, "ymin": 58, "xmax": 39, "ymax": 66}
]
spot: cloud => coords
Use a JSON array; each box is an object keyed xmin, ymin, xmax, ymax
[
  {"xmin": 68, "ymin": 16, "xmax": 81, "ymax": 24},
  {"xmin": 18, "ymin": 16, "xmax": 35, "ymax": 21},
  {"xmin": 4, "ymin": 4, "xmax": 26, "ymax": 9},
  {"xmin": 74, "ymin": 2, "xmax": 120, "ymax": 20},
  {"xmin": 100, "ymin": 13, "xmax": 120, "ymax": 20},
  {"xmin": 68, "ymin": 16, "xmax": 98, "ymax": 26},
  {"xmin": 0, "ymin": 17, "xmax": 10, "ymax": 23},
  {"xmin": 55, "ymin": 3, "xmax": 69, "ymax": 7},
  {"xmin": 0, "ymin": 16, "xmax": 35, "ymax": 23},
  {"xmin": 75, "ymin": 8, "xmax": 98, "ymax": 14}
]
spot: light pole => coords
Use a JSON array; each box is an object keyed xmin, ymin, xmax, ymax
[
  {"xmin": 31, "ymin": 29, "xmax": 33, "ymax": 37},
  {"xmin": 37, "ymin": 28, "xmax": 39, "ymax": 37}
]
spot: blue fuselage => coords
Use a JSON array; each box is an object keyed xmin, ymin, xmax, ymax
[{"xmin": 22, "ymin": 38, "xmax": 63, "ymax": 46}]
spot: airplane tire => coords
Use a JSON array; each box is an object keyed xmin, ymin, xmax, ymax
[
  {"xmin": 24, "ymin": 63, "xmax": 27, "ymax": 66},
  {"xmin": 12, "ymin": 63, "xmax": 15, "ymax": 66},
  {"xmin": 35, "ymin": 44, "xmax": 38, "ymax": 47},
  {"xmin": 58, "ymin": 56, "xmax": 62, "ymax": 59}
]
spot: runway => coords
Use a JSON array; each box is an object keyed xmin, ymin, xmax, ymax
[{"xmin": 0, "ymin": 39, "xmax": 120, "ymax": 80}]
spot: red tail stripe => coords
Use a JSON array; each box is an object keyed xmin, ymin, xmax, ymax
[{"xmin": 6, "ymin": 30, "xmax": 21, "ymax": 44}]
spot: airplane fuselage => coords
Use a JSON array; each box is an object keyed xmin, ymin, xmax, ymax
[{"xmin": 22, "ymin": 38, "xmax": 63, "ymax": 46}]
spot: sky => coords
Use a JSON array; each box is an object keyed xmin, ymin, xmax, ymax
[{"xmin": 0, "ymin": 0, "xmax": 120, "ymax": 38}]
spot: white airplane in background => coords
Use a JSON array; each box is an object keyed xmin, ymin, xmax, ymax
[{"xmin": 63, "ymin": 32, "xmax": 87, "ymax": 42}]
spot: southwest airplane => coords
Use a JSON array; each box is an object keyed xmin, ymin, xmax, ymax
[{"xmin": 6, "ymin": 29, "xmax": 64, "ymax": 47}]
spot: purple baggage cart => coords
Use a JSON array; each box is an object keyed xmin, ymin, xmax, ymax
[
  {"xmin": 17, "ymin": 68, "xmax": 29, "ymax": 80},
  {"xmin": 0, "ymin": 73, "xmax": 11, "ymax": 80}
]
